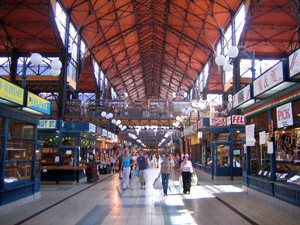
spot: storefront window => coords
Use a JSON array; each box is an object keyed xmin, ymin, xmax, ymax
[{"xmin": 217, "ymin": 145, "xmax": 230, "ymax": 168}]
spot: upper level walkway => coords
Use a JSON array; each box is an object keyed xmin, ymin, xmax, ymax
[{"xmin": 0, "ymin": 162, "xmax": 300, "ymax": 225}]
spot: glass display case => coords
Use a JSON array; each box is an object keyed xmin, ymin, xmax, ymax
[
  {"xmin": 38, "ymin": 135, "xmax": 59, "ymax": 166},
  {"xmin": 4, "ymin": 119, "xmax": 35, "ymax": 184}
]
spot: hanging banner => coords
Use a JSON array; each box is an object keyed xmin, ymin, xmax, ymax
[
  {"xmin": 276, "ymin": 102, "xmax": 293, "ymax": 128},
  {"xmin": 245, "ymin": 124, "xmax": 255, "ymax": 146}
]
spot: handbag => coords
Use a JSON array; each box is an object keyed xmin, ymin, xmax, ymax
[
  {"xmin": 134, "ymin": 169, "xmax": 139, "ymax": 176},
  {"xmin": 153, "ymin": 175, "xmax": 163, "ymax": 189}
]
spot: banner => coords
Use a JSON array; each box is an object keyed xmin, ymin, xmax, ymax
[{"xmin": 246, "ymin": 124, "xmax": 255, "ymax": 146}]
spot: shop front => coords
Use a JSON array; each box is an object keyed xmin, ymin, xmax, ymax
[
  {"xmin": 240, "ymin": 52, "xmax": 300, "ymax": 206},
  {"xmin": 189, "ymin": 117, "xmax": 244, "ymax": 180}
]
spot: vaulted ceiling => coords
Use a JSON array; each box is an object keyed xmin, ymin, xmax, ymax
[{"xmin": 0, "ymin": 0, "xmax": 299, "ymax": 103}]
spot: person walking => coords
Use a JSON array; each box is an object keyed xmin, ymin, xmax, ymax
[
  {"xmin": 160, "ymin": 154, "xmax": 172, "ymax": 195},
  {"xmin": 136, "ymin": 150, "xmax": 149, "ymax": 189},
  {"xmin": 121, "ymin": 150, "xmax": 132, "ymax": 189},
  {"xmin": 180, "ymin": 155, "xmax": 194, "ymax": 194}
]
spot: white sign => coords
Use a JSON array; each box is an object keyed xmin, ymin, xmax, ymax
[
  {"xmin": 197, "ymin": 131, "xmax": 202, "ymax": 138},
  {"xmin": 231, "ymin": 115, "xmax": 245, "ymax": 125},
  {"xmin": 38, "ymin": 120, "xmax": 56, "ymax": 129},
  {"xmin": 89, "ymin": 123, "xmax": 96, "ymax": 132},
  {"xmin": 289, "ymin": 48, "xmax": 300, "ymax": 77},
  {"xmin": 245, "ymin": 124, "xmax": 255, "ymax": 146},
  {"xmin": 253, "ymin": 62, "xmax": 284, "ymax": 97},
  {"xmin": 268, "ymin": 142, "xmax": 274, "ymax": 154},
  {"xmin": 276, "ymin": 102, "xmax": 293, "ymax": 128},
  {"xmin": 233, "ymin": 84, "xmax": 251, "ymax": 107},
  {"xmin": 259, "ymin": 131, "xmax": 266, "ymax": 145}
]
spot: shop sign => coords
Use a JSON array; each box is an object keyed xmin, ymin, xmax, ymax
[
  {"xmin": 88, "ymin": 123, "xmax": 96, "ymax": 132},
  {"xmin": 0, "ymin": 78, "xmax": 24, "ymax": 105},
  {"xmin": 233, "ymin": 84, "xmax": 252, "ymax": 108},
  {"xmin": 38, "ymin": 120, "xmax": 56, "ymax": 129},
  {"xmin": 96, "ymin": 126, "xmax": 102, "ymax": 135},
  {"xmin": 197, "ymin": 118, "xmax": 209, "ymax": 128},
  {"xmin": 227, "ymin": 116, "xmax": 231, "ymax": 125},
  {"xmin": 193, "ymin": 123, "xmax": 197, "ymax": 131},
  {"xmin": 231, "ymin": 115, "xmax": 244, "ymax": 125},
  {"xmin": 276, "ymin": 102, "xmax": 293, "ymax": 128},
  {"xmin": 102, "ymin": 129, "xmax": 108, "ymax": 137},
  {"xmin": 218, "ymin": 133, "xmax": 229, "ymax": 141},
  {"xmin": 253, "ymin": 62, "xmax": 284, "ymax": 97},
  {"xmin": 289, "ymin": 48, "xmax": 300, "ymax": 78},
  {"xmin": 107, "ymin": 131, "xmax": 112, "ymax": 138},
  {"xmin": 25, "ymin": 92, "xmax": 51, "ymax": 115},
  {"xmin": 197, "ymin": 131, "xmax": 202, "ymax": 138},
  {"xmin": 210, "ymin": 117, "xmax": 226, "ymax": 126}
]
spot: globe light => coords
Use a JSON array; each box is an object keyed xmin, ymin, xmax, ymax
[
  {"xmin": 50, "ymin": 69, "xmax": 60, "ymax": 76},
  {"xmin": 30, "ymin": 53, "xmax": 43, "ymax": 66},
  {"xmin": 101, "ymin": 111, "xmax": 107, "ymax": 117},
  {"xmin": 50, "ymin": 59, "xmax": 62, "ymax": 70},
  {"xmin": 228, "ymin": 46, "xmax": 239, "ymax": 58},
  {"xmin": 223, "ymin": 63, "xmax": 233, "ymax": 72},
  {"xmin": 215, "ymin": 54, "xmax": 226, "ymax": 66},
  {"xmin": 111, "ymin": 119, "xmax": 116, "ymax": 124}
]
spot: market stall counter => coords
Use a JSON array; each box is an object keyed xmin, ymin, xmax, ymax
[{"xmin": 41, "ymin": 165, "xmax": 87, "ymax": 184}]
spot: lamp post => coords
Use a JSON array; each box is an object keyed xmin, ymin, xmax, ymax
[
  {"xmin": 22, "ymin": 53, "xmax": 62, "ymax": 89},
  {"xmin": 215, "ymin": 46, "xmax": 256, "ymax": 182},
  {"xmin": 215, "ymin": 46, "xmax": 255, "ymax": 80}
]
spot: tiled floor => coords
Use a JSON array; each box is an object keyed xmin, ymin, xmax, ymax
[{"xmin": 1, "ymin": 163, "xmax": 300, "ymax": 225}]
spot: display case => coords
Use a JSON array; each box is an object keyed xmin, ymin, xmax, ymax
[{"xmin": 4, "ymin": 119, "xmax": 35, "ymax": 184}]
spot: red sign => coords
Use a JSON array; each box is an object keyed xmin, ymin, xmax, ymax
[{"xmin": 211, "ymin": 117, "xmax": 226, "ymax": 126}]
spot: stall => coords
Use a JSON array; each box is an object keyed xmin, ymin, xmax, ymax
[
  {"xmin": 0, "ymin": 78, "xmax": 51, "ymax": 206},
  {"xmin": 39, "ymin": 121, "xmax": 97, "ymax": 183}
]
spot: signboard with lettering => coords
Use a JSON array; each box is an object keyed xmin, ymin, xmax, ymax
[
  {"xmin": 289, "ymin": 48, "xmax": 300, "ymax": 78},
  {"xmin": 0, "ymin": 78, "xmax": 24, "ymax": 105},
  {"xmin": 210, "ymin": 117, "xmax": 226, "ymax": 126},
  {"xmin": 38, "ymin": 120, "xmax": 57, "ymax": 129},
  {"xmin": 88, "ymin": 123, "xmax": 96, "ymax": 132},
  {"xmin": 231, "ymin": 115, "xmax": 245, "ymax": 125},
  {"xmin": 233, "ymin": 84, "xmax": 253, "ymax": 108},
  {"xmin": 25, "ymin": 91, "xmax": 51, "ymax": 115},
  {"xmin": 276, "ymin": 102, "xmax": 293, "ymax": 128},
  {"xmin": 253, "ymin": 61, "xmax": 285, "ymax": 97}
]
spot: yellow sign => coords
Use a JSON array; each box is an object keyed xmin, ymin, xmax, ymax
[
  {"xmin": 0, "ymin": 78, "xmax": 24, "ymax": 105},
  {"xmin": 26, "ymin": 92, "xmax": 51, "ymax": 115}
]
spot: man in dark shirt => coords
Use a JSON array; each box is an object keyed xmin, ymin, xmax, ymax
[{"xmin": 136, "ymin": 150, "xmax": 148, "ymax": 189}]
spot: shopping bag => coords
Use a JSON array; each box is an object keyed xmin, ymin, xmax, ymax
[
  {"xmin": 168, "ymin": 179, "xmax": 174, "ymax": 193},
  {"xmin": 191, "ymin": 173, "xmax": 198, "ymax": 186},
  {"xmin": 179, "ymin": 176, "xmax": 183, "ymax": 190},
  {"xmin": 153, "ymin": 175, "xmax": 163, "ymax": 189},
  {"xmin": 134, "ymin": 169, "xmax": 139, "ymax": 176}
]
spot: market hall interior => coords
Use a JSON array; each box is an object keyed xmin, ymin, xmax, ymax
[{"xmin": 0, "ymin": 164, "xmax": 299, "ymax": 225}]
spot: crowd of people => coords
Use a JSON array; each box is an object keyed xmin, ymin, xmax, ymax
[{"xmin": 106, "ymin": 147, "xmax": 196, "ymax": 195}]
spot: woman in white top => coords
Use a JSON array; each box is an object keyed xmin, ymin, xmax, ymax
[{"xmin": 180, "ymin": 155, "xmax": 193, "ymax": 194}]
